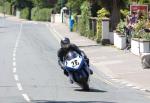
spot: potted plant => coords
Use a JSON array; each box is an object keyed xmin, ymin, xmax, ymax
[
  {"xmin": 131, "ymin": 20, "xmax": 150, "ymax": 56},
  {"xmin": 114, "ymin": 20, "xmax": 126, "ymax": 49}
]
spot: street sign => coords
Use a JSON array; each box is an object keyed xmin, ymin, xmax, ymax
[{"xmin": 130, "ymin": 5, "xmax": 148, "ymax": 16}]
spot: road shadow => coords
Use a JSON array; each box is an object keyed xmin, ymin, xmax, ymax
[
  {"xmin": 74, "ymin": 88, "xmax": 107, "ymax": 93},
  {"xmin": 33, "ymin": 100, "xmax": 116, "ymax": 103}
]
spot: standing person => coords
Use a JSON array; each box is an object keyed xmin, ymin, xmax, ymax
[{"xmin": 124, "ymin": 11, "xmax": 138, "ymax": 49}]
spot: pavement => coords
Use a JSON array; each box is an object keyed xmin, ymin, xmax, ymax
[
  {"xmin": 49, "ymin": 14, "xmax": 150, "ymax": 93},
  {"xmin": 1, "ymin": 13, "xmax": 150, "ymax": 94}
]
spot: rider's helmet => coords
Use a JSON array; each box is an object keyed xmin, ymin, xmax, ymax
[{"xmin": 60, "ymin": 37, "xmax": 70, "ymax": 48}]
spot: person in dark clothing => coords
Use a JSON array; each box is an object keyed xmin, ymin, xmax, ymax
[{"xmin": 57, "ymin": 37, "xmax": 93, "ymax": 77}]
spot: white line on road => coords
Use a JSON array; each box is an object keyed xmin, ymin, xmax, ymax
[
  {"xmin": 140, "ymin": 88, "xmax": 146, "ymax": 91},
  {"xmin": 13, "ymin": 62, "xmax": 16, "ymax": 67},
  {"xmin": 13, "ymin": 50, "xmax": 16, "ymax": 54},
  {"xmin": 13, "ymin": 67, "xmax": 16, "ymax": 73},
  {"xmin": 132, "ymin": 86, "xmax": 141, "ymax": 90},
  {"xmin": 22, "ymin": 94, "xmax": 31, "ymax": 102},
  {"xmin": 46, "ymin": 23, "xmax": 63, "ymax": 42},
  {"xmin": 17, "ymin": 83, "xmax": 23, "ymax": 91},
  {"xmin": 13, "ymin": 57, "xmax": 16, "ymax": 61},
  {"xmin": 12, "ymin": 23, "xmax": 30, "ymax": 101},
  {"xmin": 13, "ymin": 53, "xmax": 16, "ymax": 57},
  {"xmin": 14, "ymin": 74, "xmax": 19, "ymax": 81},
  {"xmin": 126, "ymin": 84, "xmax": 134, "ymax": 87}
]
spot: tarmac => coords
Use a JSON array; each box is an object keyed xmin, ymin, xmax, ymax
[{"xmin": 1, "ymin": 13, "xmax": 150, "ymax": 94}]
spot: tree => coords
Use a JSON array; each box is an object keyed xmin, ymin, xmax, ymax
[
  {"xmin": 100, "ymin": 0, "xmax": 130, "ymax": 31},
  {"xmin": 54, "ymin": 0, "xmax": 67, "ymax": 13},
  {"xmin": 66, "ymin": 0, "xmax": 86, "ymax": 14},
  {"xmin": 13, "ymin": 0, "xmax": 33, "ymax": 9}
]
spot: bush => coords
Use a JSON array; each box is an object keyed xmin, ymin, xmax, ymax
[
  {"xmin": 31, "ymin": 7, "xmax": 38, "ymax": 20},
  {"xmin": 79, "ymin": 1, "xmax": 91, "ymax": 37},
  {"xmin": 96, "ymin": 8, "xmax": 109, "ymax": 43},
  {"xmin": 4, "ymin": 2, "xmax": 11, "ymax": 14},
  {"xmin": 0, "ymin": 6, "xmax": 2, "ymax": 13},
  {"xmin": 31, "ymin": 7, "xmax": 51, "ymax": 21},
  {"xmin": 116, "ymin": 20, "xmax": 126, "ymax": 34},
  {"xmin": 0, "ymin": 2, "xmax": 11, "ymax": 14},
  {"xmin": 20, "ymin": 8, "xmax": 30, "ymax": 19},
  {"xmin": 38, "ymin": 8, "xmax": 51, "ymax": 21}
]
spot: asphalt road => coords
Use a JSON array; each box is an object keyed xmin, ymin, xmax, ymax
[{"xmin": 0, "ymin": 17, "xmax": 150, "ymax": 103}]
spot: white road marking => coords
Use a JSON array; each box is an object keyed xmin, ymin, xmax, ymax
[
  {"xmin": 22, "ymin": 94, "xmax": 31, "ymax": 102},
  {"xmin": 13, "ymin": 50, "xmax": 16, "ymax": 54},
  {"xmin": 140, "ymin": 88, "xmax": 146, "ymax": 91},
  {"xmin": 13, "ymin": 57, "xmax": 16, "ymax": 61},
  {"xmin": 13, "ymin": 48, "xmax": 17, "ymax": 51},
  {"xmin": 46, "ymin": 24, "xmax": 63, "ymax": 42},
  {"xmin": 12, "ymin": 23, "xmax": 31, "ymax": 101},
  {"xmin": 132, "ymin": 86, "xmax": 141, "ymax": 90},
  {"xmin": 14, "ymin": 74, "xmax": 19, "ymax": 81},
  {"xmin": 13, "ymin": 53, "xmax": 16, "ymax": 57},
  {"xmin": 15, "ymin": 44, "xmax": 18, "ymax": 48},
  {"xmin": 13, "ymin": 67, "xmax": 16, "ymax": 73},
  {"xmin": 17, "ymin": 83, "xmax": 23, "ymax": 91},
  {"xmin": 126, "ymin": 84, "xmax": 134, "ymax": 87},
  {"xmin": 13, "ymin": 62, "xmax": 16, "ymax": 67},
  {"xmin": 120, "ymin": 81, "xmax": 129, "ymax": 84}
]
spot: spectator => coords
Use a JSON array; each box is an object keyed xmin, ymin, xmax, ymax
[
  {"xmin": 124, "ymin": 11, "xmax": 139, "ymax": 49},
  {"xmin": 125, "ymin": 11, "xmax": 138, "ymax": 34}
]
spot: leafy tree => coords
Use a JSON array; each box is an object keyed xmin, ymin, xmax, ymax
[
  {"xmin": 99, "ymin": 0, "xmax": 130, "ymax": 31},
  {"xmin": 54, "ymin": 0, "xmax": 67, "ymax": 13},
  {"xmin": 13, "ymin": 0, "xmax": 33, "ymax": 9},
  {"xmin": 66, "ymin": 0, "xmax": 86, "ymax": 14}
]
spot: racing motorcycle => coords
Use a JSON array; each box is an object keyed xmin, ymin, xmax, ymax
[{"xmin": 64, "ymin": 51, "xmax": 91, "ymax": 90}]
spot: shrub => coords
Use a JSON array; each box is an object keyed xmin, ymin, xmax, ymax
[
  {"xmin": 20, "ymin": 8, "xmax": 30, "ymax": 19},
  {"xmin": 96, "ymin": 8, "xmax": 109, "ymax": 43},
  {"xmin": 31, "ymin": 7, "xmax": 51, "ymax": 21},
  {"xmin": 31, "ymin": 7, "xmax": 38, "ymax": 21},
  {"xmin": 38, "ymin": 8, "xmax": 51, "ymax": 21},
  {"xmin": 116, "ymin": 20, "xmax": 126, "ymax": 34},
  {"xmin": 4, "ymin": 2, "xmax": 11, "ymax": 14},
  {"xmin": 0, "ymin": 6, "xmax": 2, "ymax": 13},
  {"xmin": 79, "ymin": 1, "xmax": 91, "ymax": 37},
  {"xmin": 120, "ymin": 9, "xmax": 129, "ymax": 20}
]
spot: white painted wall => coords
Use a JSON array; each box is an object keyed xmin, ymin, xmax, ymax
[
  {"xmin": 131, "ymin": 39, "xmax": 150, "ymax": 56},
  {"xmin": 102, "ymin": 19, "xmax": 109, "ymax": 40},
  {"xmin": 114, "ymin": 32, "xmax": 126, "ymax": 49}
]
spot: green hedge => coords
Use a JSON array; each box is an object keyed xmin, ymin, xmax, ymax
[
  {"xmin": 0, "ymin": 2, "xmax": 11, "ymax": 14},
  {"xmin": 31, "ymin": 7, "xmax": 38, "ymax": 20},
  {"xmin": 20, "ymin": 8, "xmax": 30, "ymax": 19},
  {"xmin": 4, "ymin": 2, "xmax": 11, "ymax": 14},
  {"xmin": 31, "ymin": 7, "xmax": 51, "ymax": 21},
  {"xmin": 0, "ymin": 6, "xmax": 2, "ymax": 13}
]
